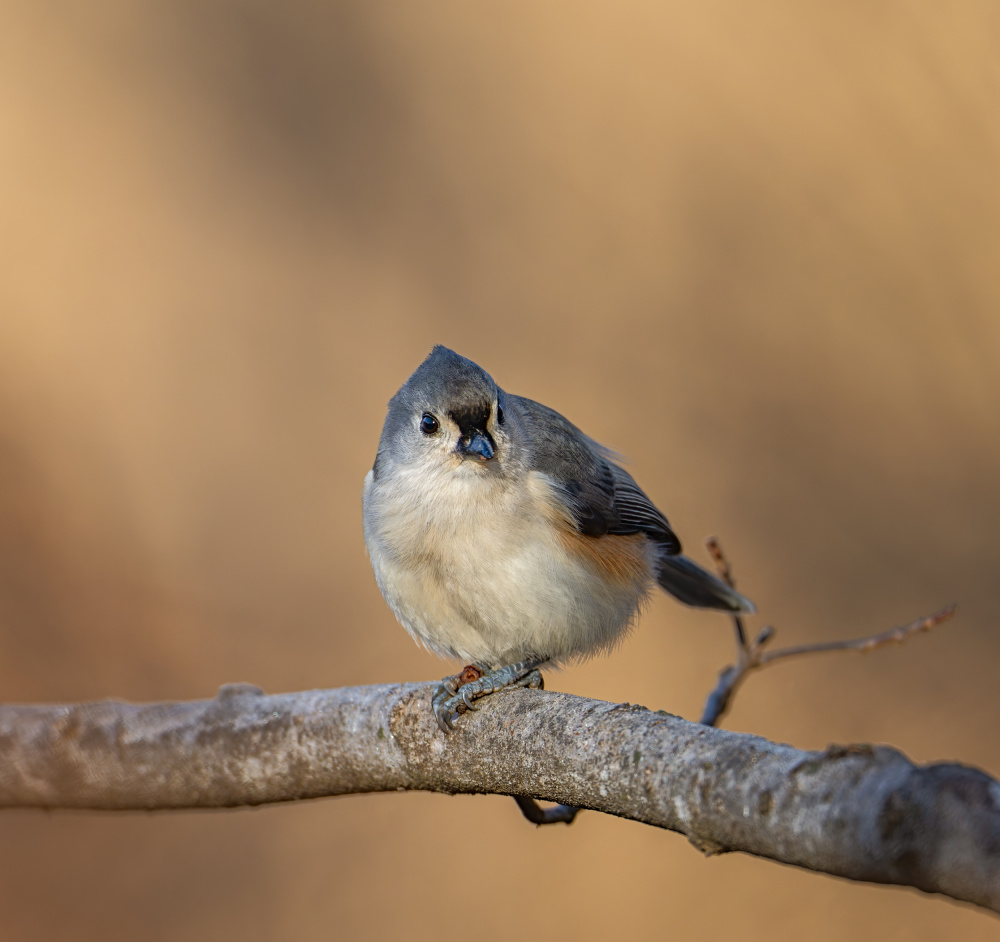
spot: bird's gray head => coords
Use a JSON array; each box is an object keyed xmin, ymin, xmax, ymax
[{"xmin": 375, "ymin": 346, "xmax": 513, "ymax": 478}]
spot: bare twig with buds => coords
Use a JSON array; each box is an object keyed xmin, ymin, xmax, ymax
[{"xmin": 699, "ymin": 536, "xmax": 956, "ymax": 727}]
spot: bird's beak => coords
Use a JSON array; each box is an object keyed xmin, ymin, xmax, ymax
[{"xmin": 458, "ymin": 430, "xmax": 495, "ymax": 461}]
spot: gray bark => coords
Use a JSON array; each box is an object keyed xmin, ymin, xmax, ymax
[{"xmin": 1, "ymin": 682, "xmax": 998, "ymax": 914}]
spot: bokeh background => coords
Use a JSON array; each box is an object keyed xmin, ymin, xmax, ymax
[{"xmin": 1, "ymin": 2, "xmax": 998, "ymax": 939}]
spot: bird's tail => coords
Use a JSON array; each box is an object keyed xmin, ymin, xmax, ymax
[{"xmin": 655, "ymin": 554, "xmax": 756, "ymax": 614}]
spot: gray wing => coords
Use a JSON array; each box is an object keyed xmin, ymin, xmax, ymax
[
  {"xmin": 606, "ymin": 463, "xmax": 681, "ymax": 552},
  {"xmin": 510, "ymin": 395, "xmax": 681, "ymax": 554}
]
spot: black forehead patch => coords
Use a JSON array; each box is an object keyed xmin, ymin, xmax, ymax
[{"xmin": 449, "ymin": 401, "xmax": 492, "ymax": 435}]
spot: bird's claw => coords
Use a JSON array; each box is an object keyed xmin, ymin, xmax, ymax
[
  {"xmin": 431, "ymin": 674, "xmax": 463, "ymax": 731},
  {"xmin": 461, "ymin": 689, "xmax": 479, "ymax": 710},
  {"xmin": 431, "ymin": 661, "xmax": 545, "ymax": 732},
  {"xmin": 518, "ymin": 669, "xmax": 544, "ymax": 691}
]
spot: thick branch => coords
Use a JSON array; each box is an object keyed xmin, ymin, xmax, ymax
[{"xmin": 1, "ymin": 683, "xmax": 998, "ymax": 913}]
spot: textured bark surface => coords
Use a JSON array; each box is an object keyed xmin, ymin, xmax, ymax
[{"xmin": 1, "ymin": 682, "xmax": 998, "ymax": 913}]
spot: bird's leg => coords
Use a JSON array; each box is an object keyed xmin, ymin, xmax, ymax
[{"xmin": 432, "ymin": 658, "xmax": 546, "ymax": 732}]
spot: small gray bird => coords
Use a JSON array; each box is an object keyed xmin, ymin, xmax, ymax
[{"xmin": 363, "ymin": 346, "xmax": 754, "ymax": 731}]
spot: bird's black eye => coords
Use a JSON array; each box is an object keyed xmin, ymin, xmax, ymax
[
  {"xmin": 420, "ymin": 413, "xmax": 439, "ymax": 435},
  {"xmin": 496, "ymin": 405, "xmax": 505, "ymax": 425}
]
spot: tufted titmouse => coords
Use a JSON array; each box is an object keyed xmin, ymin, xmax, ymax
[{"xmin": 363, "ymin": 346, "xmax": 754, "ymax": 731}]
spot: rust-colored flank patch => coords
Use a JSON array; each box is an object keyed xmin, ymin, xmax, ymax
[{"xmin": 558, "ymin": 529, "xmax": 652, "ymax": 588}]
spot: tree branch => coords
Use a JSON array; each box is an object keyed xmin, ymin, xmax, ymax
[
  {"xmin": 1, "ymin": 682, "xmax": 998, "ymax": 913},
  {"xmin": 699, "ymin": 536, "xmax": 956, "ymax": 726}
]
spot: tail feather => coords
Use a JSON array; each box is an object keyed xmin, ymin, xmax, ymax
[{"xmin": 656, "ymin": 554, "xmax": 756, "ymax": 614}]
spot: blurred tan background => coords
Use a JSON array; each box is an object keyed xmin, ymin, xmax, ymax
[{"xmin": 1, "ymin": 1, "xmax": 998, "ymax": 939}]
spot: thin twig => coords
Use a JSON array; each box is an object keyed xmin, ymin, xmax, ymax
[
  {"xmin": 699, "ymin": 536, "xmax": 956, "ymax": 727},
  {"xmin": 706, "ymin": 535, "xmax": 746, "ymax": 648},
  {"xmin": 758, "ymin": 610, "xmax": 955, "ymax": 663}
]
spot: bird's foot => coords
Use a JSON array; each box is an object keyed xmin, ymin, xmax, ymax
[{"xmin": 432, "ymin": 659, "xmax": 545, "ymax": 732}]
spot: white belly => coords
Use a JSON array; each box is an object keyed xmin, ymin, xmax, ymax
[{"xmin": 362, "ymin": 465, "xmax": 651, "ymax": 667}]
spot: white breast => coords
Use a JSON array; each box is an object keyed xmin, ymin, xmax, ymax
[{"xmin": 362, "ymin": 463, "xmax": 652, "ymax": 668}]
